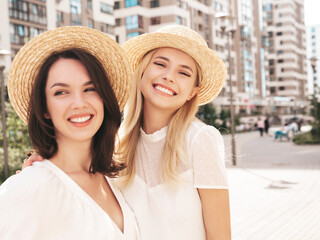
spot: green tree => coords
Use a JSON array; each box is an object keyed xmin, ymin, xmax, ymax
[
  {"xmin": 0, "ymin": 100, "xmax": 31, "ymax": 183},
  {"xmin": 310, "ymin": 92, "xmax": 320, "ymax": 139},
  {"xmin": 197, "ymin": 103, "xmax": 219, "ymax": 128}
]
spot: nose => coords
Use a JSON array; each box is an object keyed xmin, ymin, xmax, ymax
[
  {"xmin": 71, "ymin": 92, "xmax": 88, "ymax": 109},
  {"xmin": 162, "ymin": 68, "xmax": 175, "ymax": 83}
]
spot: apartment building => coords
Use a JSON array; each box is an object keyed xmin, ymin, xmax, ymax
[
  {"xmin": 262, "ymin": 0, "xmax": 308, "ymax": 115},
  {"xmin": 1, "ymin": 0, "xmax": 310, "ymax": 118},
  {"xmin": 114, "ymin": 0, "xmax": 266, "ymax": 116},
  {"xmin": 0, "ymin": 0, "xmax": 116, "ymax": 61},
  {"xmin": 306, "ymin": 25, "xmax": 320, "ymax": 96}
]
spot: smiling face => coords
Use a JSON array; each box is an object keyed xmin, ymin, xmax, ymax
[
  {"xmin": 140, "ymin": 47, "xmax": 199, "ymax": 115},
  {"xmin": 45, "ymin": 58, "xmax": 104, "ymax": 144}
]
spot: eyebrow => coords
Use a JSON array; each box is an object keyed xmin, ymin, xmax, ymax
[
  {"xmin": 50, "ymin": 80, "xmax": 93, "ymax": 89},
  {"xmin": 154, "ymin": 56, "xmax": 194, "ymax": 73}
]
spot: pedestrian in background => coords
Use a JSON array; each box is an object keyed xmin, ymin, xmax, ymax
[
  {"xmin": 264, "ymin": 117, "xmax": 270, "ymax": 135},
  {"xmin": 257, "ymin": 117, "xmax": 264, "ymax": 137}
]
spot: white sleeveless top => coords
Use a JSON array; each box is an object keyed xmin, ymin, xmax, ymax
[
  {"xmin": 0, "ymin": 160, "xmax": 140, "ymax": 240},
  {"xmin": 121, "ymin": 120, "xmax": 228, "ymax": 240}
]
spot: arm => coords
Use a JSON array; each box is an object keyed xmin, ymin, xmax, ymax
[{"xmin": 198, "ymin": 188, "xmax": 231, "ymax": 240}]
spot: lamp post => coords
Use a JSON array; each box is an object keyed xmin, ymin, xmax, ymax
[
  {"xmin": 310, "ymin": 57, "xmax": 318, "ymax": 126},
  {"xmin": 215, "ymin": 14, "xmax": 237, "ymax": 165},
  {"xmin": 0, "ymin": 49, "xmax": 10, "ymax": 179}
]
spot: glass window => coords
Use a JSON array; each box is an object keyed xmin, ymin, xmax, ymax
[
  {"xmin": 88, "ymin": 19, "xmax": 93, "ymax": 28},
  {"xmin": 263, "ymin": 3, "xmax": 272, "ymax": 11},
  {"xmin": 70, "ymin": 0, "xmax": 81, "ymax": 14},
  {"xmin": 176, "ymin": 16, "xmax": 182, "ymax": 24},
  {"xmin": 150, "ymin": 0, "xmax": 159, "ymax": 8},
  {"xmin": 150, "ymin": 17, "xmax": 160, "ymax": 25},
  {"xmin": 100, "ymin": 2, "xmax": 113, "ymax": 14},
  {"xmin": 115, "ymin": 18, "xmax": 121, "ymax": 26},
  {"xmin": 57, "ymin": 11, "xmax": 63, "ymax": 22},
  {"xmin": 126, "ymin": 15, "xmax": 138, "ymax": 30},
  {"xmin": 87, "ymin": 0, "xmax": 92, "ymax": 10},
  {"xmin": 127, "ymin": 31, "xmax": 140, "ymax": 40},
  {"xmin": 18, "ymin": 25, "xmax": 24, "ymax": 36},
  {"xmin": 125, "ymin": 0, "xmax": 141, "ymax": 7}
]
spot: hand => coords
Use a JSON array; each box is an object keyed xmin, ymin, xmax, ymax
[{"xmin": 16, "ymin": 154, "xmax": 44, "ymax": 174}]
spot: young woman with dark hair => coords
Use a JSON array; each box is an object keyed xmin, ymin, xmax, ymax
[{"xmin": 0, "ymin": 27, "xmax": 139, "ymax": 239}]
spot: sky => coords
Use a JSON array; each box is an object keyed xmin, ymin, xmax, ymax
[{"xmin": 304, "ymin": 0, "xmax": 320, "ymax": 25}]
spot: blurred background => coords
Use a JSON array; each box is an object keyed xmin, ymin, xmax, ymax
[{"xmin": 0, "ymin": 0, "xmax": 319, "ymax": 239}]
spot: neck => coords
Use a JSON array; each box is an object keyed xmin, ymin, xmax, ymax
[
  {"xmin": 142, "ymin": 102, "xmax": 174, "ymax": 134},
  {"xmin": 50, "ymin": 138, "xmax": 92, "ymax": 173}
]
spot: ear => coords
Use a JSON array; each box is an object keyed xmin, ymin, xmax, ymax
[
  {"xmin": 44, "ymin": 113, "xmax": 51, "ymax": 119},
  {"xmin": 187, "ymin": 87, "xmax": 199, "ymax": 101}
]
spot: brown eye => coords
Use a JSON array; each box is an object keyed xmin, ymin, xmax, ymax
[{"xmin": 54, "ymin": 90, "xmax": 67, "ymax": 96}]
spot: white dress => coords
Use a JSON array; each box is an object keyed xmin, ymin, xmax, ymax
[
  {"xmin": 0, "ymin": 160, "xmax": 140, "ymax": 240},
  {"xmin": 121, "ymin": 120, "xmax": 228, "ymax": 240}
]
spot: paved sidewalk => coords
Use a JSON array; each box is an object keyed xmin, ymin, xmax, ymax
[{"xmin": 223, "ymin": 130, "xmax": 320, "ymax": 240}]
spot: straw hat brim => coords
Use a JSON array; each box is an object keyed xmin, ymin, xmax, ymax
[
  {"xmin": 122, "ymin": 31, "xmax": 227, "ymax": 106},
  {"xmin": 8, "ymin": 26, "xmax": 131, "ymax": 124}
]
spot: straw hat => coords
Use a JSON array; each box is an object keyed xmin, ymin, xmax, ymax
[
  {"xmin": 8, "ymin": 26, "xmax": 131, "ymax": 124},
  {"xmin": 122, "ymin": 25, "xmax": 227, "ymax": 106}
]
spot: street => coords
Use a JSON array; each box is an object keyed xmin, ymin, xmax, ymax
[{"xmin": 224, "ymin": 130, "xmax": 320, "ymax": 240}]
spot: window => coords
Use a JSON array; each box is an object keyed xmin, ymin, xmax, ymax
[
  {"xmin": 270, "ymin": 87, "xmax": 276, "ymax": 93},
  {"xmin": 87, "ymin": 0, "xmax": 92, "ymax": 9},
  {"xmin": 150, "ymin": 0, "xmax": 159, "ymax": 8},
  {"xmin": 276, "ymin": 23, "xmax": 282, "ymax": 26},
  {"xmin": 115, "ymin": 18, "xmax": 121, "ymax": 26},
  {"xmin": 127, "ymin": 31, "xmax": 140, "ymax": 40},
  {"xmin": 150, "ymin": 17, "xmax": 160, "ymax": 25},
  {"xmin": 101, "ymin": 23, "xmax": 114, "ymax": 34},
  {"xmin": 268, "ymin": 31, "xmax": 273, "ymax": 37},
  {"xmin": 279, "ymin": 86, "xmax": 285, "ymax": 90},
  {"xmin": 276, "ymin": 32, "xmax": 282, "ymax": 36},
  {"xmin": 100, "ymin": 2, "xmax": 113, "ymax": 14},
  {"xmin": 263, "ymin": 3, "xmax": 272, "ymax": 11},
  {"xmin": 269, "ymin": 59, "xmax": 274, "ymax": 65},
  {"xmin": 126, "ymin": 15, "xmax": 138, "ymax": 30},
  {"xmin": 277, "ymin": 50, "xmax": 283, "ymax": 54},
  {"xmin": 30, "ymin": 27, "xmax": 39, "ymax": 38},
  {"xmin": 71, "ymin": 0, "xmax": 81, "ymax": 14},
  {"xmin": 269, "ymin": 68, "xmax": 274, "ymax": 75},
  {"xmin": 87, "ymin": 19, "xmax": 93, "ymax": 28},
  {"xmin": 266, "ymin": 12, "xmax": 272, "ymax": 20},
  {"xmin": 125, "ymin": 0, "xmax": 141, "ymax": 7},
  {"xmin": 114, "ymin": 1, "xmax": 120, "ymax": 9},
  {"xmin": 279, "ymin": 77, "xmax": 283, "ymax": 81},
  {"xmin": 176, "ymin": 16, "xmax": 185, "ymax": 25},
  {"xmin": 278, "ymin": 59, "xmax": 284, "ymax": 63},
  {"xmin": 57, "ymin": 11, "xmax": 63, "ymax": 23}
]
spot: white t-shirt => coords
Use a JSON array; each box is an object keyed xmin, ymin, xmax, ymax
[
  {"xmin": 0, "ymin": 160, "xmax": 140, "ymax": 240},
  {"xmin": 121, "ymin": 120, "xmax": 228, "ymax": 240}
]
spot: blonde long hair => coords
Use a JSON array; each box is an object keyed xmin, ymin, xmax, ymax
[{"xmin": 118, "ymin": 49, "xmax": 201, "ymax": 186}]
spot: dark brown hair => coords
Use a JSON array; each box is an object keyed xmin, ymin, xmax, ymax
[{"xmin": 28, "ymin": 49, "xmax": 125, "ymax": 177}]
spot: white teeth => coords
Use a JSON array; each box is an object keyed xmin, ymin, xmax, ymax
[
  {"xmin": 155, "ymin": 85, "xmax": 174, "ymax": 96},
  {"xmin": 69, "ymin": 115, "xmax": 91, "ymax": 123}
]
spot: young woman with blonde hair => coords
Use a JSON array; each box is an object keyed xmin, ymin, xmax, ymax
[{"xmin": 118, "ymin": 25, "xmax": 231, "ymax": 240}]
